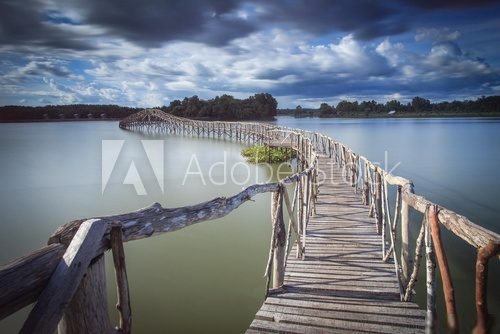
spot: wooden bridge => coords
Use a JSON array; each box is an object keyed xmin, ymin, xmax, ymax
[{"xmin": 0, "ymin": 109, "xmax": 499, "ymax": 334}]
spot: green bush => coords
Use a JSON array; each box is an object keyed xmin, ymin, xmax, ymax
[{"xmin": 241, "ymin": 145, "xmax": 295, "ymax": 163}]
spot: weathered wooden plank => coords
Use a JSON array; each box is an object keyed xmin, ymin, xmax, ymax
[
  {"xmin": 0, "ymin": 243, "xmax": 66, "ymax": 320},
  {"xmin": 260, "ymin": 303, "xmax": 424, "ymax": 327},
  {"xmin": 248, "ymin": 318, "xmax": 336, "ymax": 334},
  {"xmin": 255, "ymin": 310, "xmax": 424, "ymax": 333},
  {"xmin": 270, "ymin": 292, "xmax": 423, "ymax": 309},
  {"xmin": 20, "ymin": 219, "xmax": 108, "ymax": 334},
  {"xmin": 284, "ymin": 271, "xmax": 396, "ymax": 282},
  {"xmin": 265, "ymin": 295, "xmax": 425, "ymax": 314}
]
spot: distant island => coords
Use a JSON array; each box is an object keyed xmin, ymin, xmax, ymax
[
  {"xmin": 280, "ymin": 95, "xmax": 500, "ymax": 118},
  {"xmin": 2, "ymin": 94, "xmax": 500, "ymax": 122},
  {"xmin": 0, "ymin": 93, "xmax": 278, "ymax": 122}
]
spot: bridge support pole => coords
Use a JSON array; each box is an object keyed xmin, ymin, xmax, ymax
[
  {"xmin": 271, "ymin": 186, "xmax": 286, "ymax": 289},
  {"xmin": 400, "ymin": 183, "xmax": 414, "ymax": 286},
  {"xmin": 375, "ymin": 169, "xmax": 383, "ymax": 235}
]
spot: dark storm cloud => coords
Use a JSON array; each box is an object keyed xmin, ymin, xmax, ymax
[
  {"xmin": 0, "ymin": 0, "xmax": 92, "ymax": 50},
  {"xmin": 268, "ymin": 70, "xmax": 498, "ymax": 100},
  {"xmin": 1, "ymin": 0, "xmax": 498, "ymax": 50},
  {"xmin": 72, "ymin": 0, "xmax": 256, "ymax": 47},
  {"xmin": 255, "ymin": 0, "xmax": 404, "ymax": 40},
  {"xmin": 404, "ymin": 0, "xmax": 498, "ymax": 10},
  {"xmin": 254, "ymin": 0, "xmax": 499, "ymax": 41}
]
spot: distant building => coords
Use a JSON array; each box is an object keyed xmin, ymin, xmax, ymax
[
  {"xmin": 388, "ymin": 110, "xmax": 396, "ymax": 115},
  {"xmin": 100, "ymin": 113, "xmax": 107, "ymax": 119},
  {"xmin": 87, "ymin": 113, "xmax": 93, "ymax": 118},
  {"xmin": 73, "ymin": 113, "xmax": 80, "ymax": 119}
]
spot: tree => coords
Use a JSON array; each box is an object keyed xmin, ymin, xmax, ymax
[
  {"xmin": 386, "ymin": 100, "xmax": 402, "ymax": 112},
  {"xmin": 411, "ymin": 96, "xmax": 431, "ymax": 112},
  {"xmin": 294, "ymin": 105, "xmax": 303, "ymax": 117},
  {"xmin": 336, "ymin": 100, "xmax": 358, "ymax": 114},
  {"xmin": 319, "ymin": 103, "xmax": 334, "ymax": 117}
]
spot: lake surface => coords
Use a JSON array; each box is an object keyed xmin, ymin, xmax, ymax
[{"xmin": 0, "ymin": 117, "xmax": 498, "ymax": 333}]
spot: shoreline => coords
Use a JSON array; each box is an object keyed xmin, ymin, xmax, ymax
[
  {"xmin": 278, "ymin": 112, "xmax": 500, "ymax": 119},
  {"xmin": 3, "ymin": 113, "xmax": 500, "ymax": 123}
]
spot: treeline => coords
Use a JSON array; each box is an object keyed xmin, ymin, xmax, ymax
[
  {"xmin": 0, "ymin": 93, "xmax": 278, "ymax": 122},
  {"xmin": 281, "ymin": 95, "xmax": 500, "ymax": 118},
  {"xmin": 0, "ymin": 104, "xmax": 141, "ymax": 122},
  {"xmin": 160, "ymin": 93, "xmax": 277, "ymax": 120}
]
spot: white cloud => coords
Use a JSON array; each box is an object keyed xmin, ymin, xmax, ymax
[
  {"xmin": 376, "ymin": 39, "xmax": 405, "ymax": 66},
  {"xmin": 384, "ymin": 93, "xmax": 403, "ymax": 102},
  {"xmin": 415, "ymin": 28, "xmax": 461, "ymax": 42}
]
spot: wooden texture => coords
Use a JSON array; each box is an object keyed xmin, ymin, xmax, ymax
[
  {"xmin": 271, "ymin": 187, "xmax": 286, "ymax": 289},
  {"xmin": 375, "ymin": 169, "xmax": 383, "ymax": 235},
  {"xmin": 57, "ymin": 255, "xmax": 113, "ymax": 334},
  {"xmin": 473, "ymin": 242, "xmax": 500, "ymax": 334},
  {"xmin": 283, "ymin": 184, "xmax": 303, "ymax": 259},
  {"xmin": 48, "ymin": 167, "xmax": 316, "ymax": 253},
  {"xmin": 0, "ymin": 243, "xmax": 66, "ymax": 320},
  {"xmin": 247, "ymin": 156, "xmax": 425, "ymax": 333},
  {"xmin": 402, "ymin": 191, "xmax": 499, "ymax": 250},
  {"xmin": 400, "ymin": 184, "xmax": 414, "ymax": 286},
  {"xmin": 111, "ymin": 224, "xmax": 132, "ymax": 334},
  {"xmin": 19, "ymin": 219, "xmax": 108, "ymax": 334},
  {"xmin": 428, "ymin": 205, "xmax": 458, "ymax": 333},
  {"xmin": 424, "ymin": 215, "xmax": 436, "ymax": 334},
  {"xmin": 404, "ymin": 221, "xmax": 426, "ymax": 302}
]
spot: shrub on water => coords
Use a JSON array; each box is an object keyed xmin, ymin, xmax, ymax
[{"xmin": 241, "ymin": 145, "xmax": 295, "ymax": 163}]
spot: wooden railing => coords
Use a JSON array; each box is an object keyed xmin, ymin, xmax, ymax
[{"xmin": 0, "ymin": 109, "xmax": 498, "ymax": 334}]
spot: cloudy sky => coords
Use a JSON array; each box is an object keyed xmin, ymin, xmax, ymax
[{"xmin": 1, "ymin": 0, "xmax": 500, "ymax": 108}]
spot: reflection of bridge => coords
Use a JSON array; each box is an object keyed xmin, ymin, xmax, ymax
[{"xmin": 1, "ymin": 109, "xmax": 498, "ymax": 333}]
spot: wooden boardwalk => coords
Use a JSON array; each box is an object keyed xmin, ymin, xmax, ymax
[{"xmin": 247, "ymin": 156, "xmax": 426, "ymax": 333}]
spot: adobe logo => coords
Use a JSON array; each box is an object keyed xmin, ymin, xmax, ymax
[{"xmin": 101, "ymin": 140, "xmax": 164, "ymax": 195}]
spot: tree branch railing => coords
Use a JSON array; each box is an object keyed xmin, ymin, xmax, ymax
[{"xmin": 0, "ymin": 109, "xmax": 498, "ymax": 333}]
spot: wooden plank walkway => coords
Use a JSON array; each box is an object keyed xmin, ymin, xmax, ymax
[{"xmin": 247, "ymin": 156, "xmax": 425, "ymax": 333}]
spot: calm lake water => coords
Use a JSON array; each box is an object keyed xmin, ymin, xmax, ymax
[{"xmin": 0, "ymin": 117, "xmax": 498, "ymax": 333}]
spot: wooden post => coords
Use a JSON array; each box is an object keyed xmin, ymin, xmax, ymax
[
  {"xmin": 57, "ymin": 255, "xmax": 114, "ymax": 334},
  {"xmin": 375, "ymin": 168, "xmax": 382, "ymax": 235},
  {"xmin": 283, "ymin": 185, "xmax": 304, "ymax": 260},
  {"xmin": 380, "ymin": 178, "xmax": 387, "ymax": 258},
  {"xmin": 401, "ymin": 183, "xmax": 414, "ymax": 286},
  {"xmin": 403, "ymin": 220, "xmax": 426, "ymax": 302},
  {"xmin": 297, "ymin": 177, "xmax": 304, "ymax": 234},
  {"xmin": 473, "ymin": 242, "xmax": 499, "ymax": 334},
  {"xmin": 302, "ymin": 174, "xmax": 309, "ymax": 253},
  {"xmin": 425, "ymin": 212, "xmax": 437, "ymax": 334},
  {"xmin": 428, "ymin": 205, "xmax": 458, "ymax": 333},
  {"xmin": 351, "ymin": 154, "xmax": 357, "ymax": 189},
  {"xmin": 110, "ymin": 224, "xmax": 132, "ymax": 334},
  {"xmin": 271, "ymin": 187, "xmax": 286, "ymax": 289},
  {"xmin": 20, "ymin": 219, "xmax": 109, "ymax": 334},
  {"xmin": 363, "ymin": 162, "xmax": 369, "ymax": 205}
]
